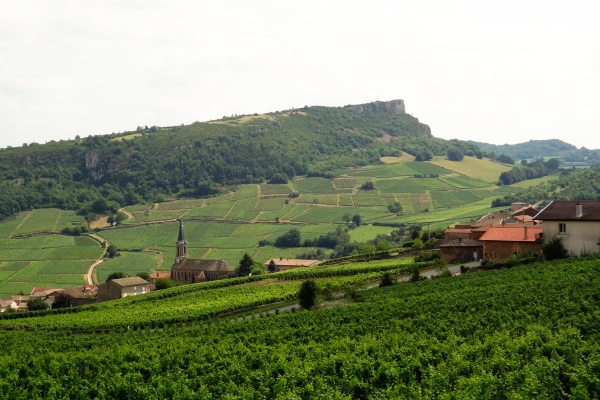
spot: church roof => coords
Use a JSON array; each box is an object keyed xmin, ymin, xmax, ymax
[{"xmin": 173, "ymin": 259, "xmax": 234, "ymax": 273}]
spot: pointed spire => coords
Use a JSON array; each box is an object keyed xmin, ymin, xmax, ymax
[{"xmin": 178, "ymin": 219, "xmax": 186, "ymax": 243}]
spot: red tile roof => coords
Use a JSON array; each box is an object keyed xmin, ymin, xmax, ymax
[
  {"xmin": 478, "ymin": 225, "xmax": 543, "ymax": 242},
  {"xmin": 150, "ymin": 271, "xmax": 172, "ymax": 279},
  {"xmin": 445, "ymin": 228, "xmax": 474, "ymax": 234},
  {"xmin": 264, "ymin": 259, "xmax": 321, "ymax": 267}
]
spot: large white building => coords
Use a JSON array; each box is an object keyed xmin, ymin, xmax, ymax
[{"xmin": 533, "ymin": 200, "xmax": 600, "ymax": 256}]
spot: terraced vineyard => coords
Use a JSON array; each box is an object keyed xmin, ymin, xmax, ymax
[
  {"xmin": 0, "ymin": 156, "xmax": 546, "ymax": 294},
  {"xmin": 0, "ymin": 233, "xmax": 103, "ymax": 297},
  {"xmin": 2, "ymin": 256, "xmax": 600, "ymax": 397},
  {"xmin": 0, "ymin": 257, "xmax": 418, "ymax": 330}
]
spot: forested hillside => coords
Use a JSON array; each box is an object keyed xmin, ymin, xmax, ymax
[
  {"xmin": 492, "ymin": 166, "xmax": 600, "ymax": 207},
  {"xmin": 467, "ymin": 139, "xmax": 577, "ymax": 160},
  {"xmin": 0, "ymin": 100, "xmax": 479, "ymax": 221}
]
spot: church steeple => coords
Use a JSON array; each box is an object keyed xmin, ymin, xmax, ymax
[
  {"xmin": 178, "ymin": 218, "xmax": 186, "ymax": 243},
  {"xmin": 175, "ymin": 219, "xmax": 188, "ymax": 264}
]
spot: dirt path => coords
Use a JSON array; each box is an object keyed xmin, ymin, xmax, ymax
[
  {"xmin": 85, "ymin": 259, "xmax": 104, "ymax": 285},
  {"xmin": 119, "ymin": 208, "xmax": 134, "ymax": 220},
  {"xmin": 84, "ymin": 234, "xmax": 111, "ymax": 285},
  {"xmin": 10, "ymin": 211, "xmax": 32, "ymax": 237}
]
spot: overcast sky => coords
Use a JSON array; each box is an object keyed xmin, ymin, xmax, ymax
[{"xmin": 1, "ymin": 1, "xmax": 599, "ymax": 150}]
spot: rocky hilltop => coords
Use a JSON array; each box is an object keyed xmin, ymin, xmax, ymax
[{"xmin": 344, "ymin": 99, "xmax": 406, "ymax": 115}]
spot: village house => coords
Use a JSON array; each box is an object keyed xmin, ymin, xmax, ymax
[
  {"xmin": 478, "ymin": 224, "xmax": 543, "ymax": 261},
  {"xmin": 171, "ymin": 220, "xmax": 236, "ymax": 283},
  {"xmin": 533, "ymin": 200, "xmax": 600, "ymax": 256},
  {"xmin": 96, "ymin": 277, "xmax": 150, "ymax": 302},
  {"xmin": 439, "ymin": 238, "xmax": 483, "ymax": 263},
  {"xmin": 0, "ymin": 299, "xmax": 18, "ymax": 313},
  {"xmin": 440, "ymin": 203, "xmax": 540, "ymax": 262},
  {"xmin": 149, "ymin": 271, "xmax": 172, "ymax": 282},
  {"xmin": 264, "ymin": 258, "xmax": 321, "ymax": 272}
]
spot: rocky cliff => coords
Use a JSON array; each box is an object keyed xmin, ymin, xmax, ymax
[{"xmin": 344, "ymin": 99, "xmax": 406, "ymax": 115}]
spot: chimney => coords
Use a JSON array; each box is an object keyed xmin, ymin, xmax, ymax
[
  {"xmin": 576, "ymin": 202, "xmax": 583, "ymax": 218},
  {"xmin": 524, "ymin": 225, "xmax": 528, "ymax": 240}
]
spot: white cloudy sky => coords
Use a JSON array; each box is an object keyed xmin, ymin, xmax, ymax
[{"xmin": 1, "ymin": 0, "xmax": 599, "ymax": 149}]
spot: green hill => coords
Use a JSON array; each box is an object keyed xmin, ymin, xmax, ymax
[
  {"xmin": 467, "ymin": 139, "xmax": 577, "ymax": 160},
  {"xmin": 0, "ymin": 99, "xmax": 480, "ymax": 221}
]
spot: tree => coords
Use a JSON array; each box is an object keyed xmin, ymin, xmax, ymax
[
  {"xmin": 376, "ymin": 241, "xmax": 391, "ymax": 252},
  {"xmin": 496, "ymin": 154, "xmax": 515, "ymax": 164},
  {"xmin": 542, "ymin": 237, "xmax": 568, "ymax": 260},
  {"xmin": 447, "ymin": 148, "xmax": 464, "ymax": 161},
  {"xmin": 27, "ymin": 297, "xmax": 49, "ymax": 311},
  {"xmin": 106, "ymin": 271, "xmax": 126, "ymax": 282},
  {"xmin": 237, "ymin": 253, "xmax": 254, "ymax": 276},
  {"xmin": 274, "ymin": 229, "xmax": 301, "ymax": 247},
  {"xmin": 410, "ymin": 265, "xmax": 424, "ymax": 282},
  {"xmin": 52, "ymin": 292, "xmax": 73, "ymax": 309},
  {"xmin": 352, "ymin": 214, "xmax": 362, "ymax": 227},
  {"xmin": 342, "ymin": 214, "xmax": 352, "ymax": 225},
  {"xmin": 250, "ymin": 262, "xmax": 266, "ymax": 276},
  {"xmin": 361, "ymin": 181, "xmax": 375, "ymax": 190},
  {"xmin": 269, "ymin": 173, "xmax": 288, "ymax": 184},
  {"xmin": 106, "ymin": 244, "xmax": 119, "ymax": 258},
  {"xmin": 114, "ymin": 212, "xmax": 128, "ymax": 225},
  {"xmin": 136, "ymin": 271, "xmax": 150, "ymax": 281},
  {"xmin": 155, "ymin": 278, "xmax": 181, "ymax": 290},
  {"xmin": 298, "ymin": 280, "xmax": 318, "ymax": 310},
  {"xmin": 379, "ymin": 272, "xmax": 394, "ymax": 287},
  {"xmin": 387, "ymin": 201, "xmax": 402, "ymax": 214},
  {"xmin": 107, "ymin": 214, "xmax": 115, "ymax": 225},
  {"xmin": 267, "ymin": 259, "xmax": 277, "ymax": 273}
]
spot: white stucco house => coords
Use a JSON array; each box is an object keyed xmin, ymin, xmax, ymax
[{"xmin": 533, "ymin": 200, "xmax": 600, "ymax": 256}]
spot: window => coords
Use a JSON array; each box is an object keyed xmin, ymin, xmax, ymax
[{"xmin": 559, "ymin": 223, "xmax": 566, "ymax": 234}]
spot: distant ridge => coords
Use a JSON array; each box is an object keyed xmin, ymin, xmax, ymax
[{"xmin": 467, "ymin": 139, "xmax": 577, "ymax": 160}]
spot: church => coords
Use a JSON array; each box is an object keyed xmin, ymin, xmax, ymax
[{"xmin": 171, "ymin": 220, "xmax": 236, "ymax": 283}]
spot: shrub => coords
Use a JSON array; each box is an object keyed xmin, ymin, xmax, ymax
[
  {"xmin": 298, "ymin": 280, "xmax": 318, "ymax": 310},
  {"xmin": 542, "ymin": 237, "xmax": 568, "ymax": 260},
  {"xmin": 379, "ymin": 273, "xmax": 395, "ymax": 287},
  {"xmin": 27, "ymin": 297, "xmax": 49, "ymax": 311}
]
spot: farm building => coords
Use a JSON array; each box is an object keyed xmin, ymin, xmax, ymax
[
  {"xmin": 478, "ymin": 225, "xmax": 543, "ymax": 261},
  {"xmin": 439, "ymin": 238, "xmax": 482, "ymax": 263},
  {"xmin": 150, "ymin": 271, "xmax": 172, "ymax": 281},
  {"xmin": 264, "ymin": 258, "xmax": 321, "ymax": 272},
  {"xmin": 97, "ymin": 277, "xmax": 150, "ymax": 302},
  {"xmin": 170, "ymin": 220, "xmax": 236, "ymax": 283},
  {"xmin": 533, "ymin": 200, "xmax": 600, "ymax": 256}
]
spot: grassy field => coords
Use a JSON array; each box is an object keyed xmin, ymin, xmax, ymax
[
  {"xmin": 510, "ymin": 173, "xmax": 559, "ymax": 188},
  {"xmin": 348, "ymin": 225, "xmax": 394, "ymax": 241},
  {"xmin": 429, "ymin": 156, "xmax": 513, "ymax": 182},
  {"xmin": 96, "ymin": 251, "xmax": 160, "ymax": 283}
]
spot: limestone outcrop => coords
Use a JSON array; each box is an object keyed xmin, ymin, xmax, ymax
[{"xmin": 344, "ymin": 99, "xmax": 406, "ymax": 115}]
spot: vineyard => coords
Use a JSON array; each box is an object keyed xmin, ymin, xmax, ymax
[
  {"xmin": 0, "ymin": 156, "xmax": 543, "ymax": 295},
  {"xmin": 0, "ymin": 233, "xmax": 103, "ymax": 297},
  {"xmin": 1, "ymin": 256, "xmax": 600, "ymax": 397},
  {"xmin": 0, "ymin": 257, "xmax": 420, "ymax": 331}
]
